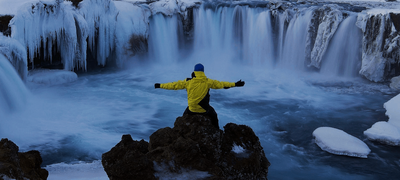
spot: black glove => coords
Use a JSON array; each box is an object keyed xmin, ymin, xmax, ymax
[
  {"xmin": 235, "ymin": 80, "xmax": 245, "ymax": 87},
  {"xmin": 154, "ymin": 83, "xmax": 160, "ymax": 89}
]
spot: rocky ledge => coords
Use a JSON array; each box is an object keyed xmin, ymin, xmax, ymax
[
  {"xmin": 102, "ymin": 114, "xmax": 270, "ymax": 180},
  {"xmin": 0, "ymin": 139, "xmax": 48, "ymax": 180}
]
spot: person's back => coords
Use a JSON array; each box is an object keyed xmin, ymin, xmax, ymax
[{"xmin": 155, "ymin": 63, "xmax": 245, "ymax": 128}]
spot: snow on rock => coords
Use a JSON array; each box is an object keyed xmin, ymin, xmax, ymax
[
  {"xmin": 149, "ymin": 0, "xmax": 180, "ymax": 16},
  {"xmin": 384, "ymin": 93, "xmax": 400, "ymax": 128},
  {"xmin": 10, "ymin": 0, "xmax": 88, "ymax": 71},
  {"xmin": 313, "ymin": 127, "xmax": 371, "ymax": 158},
  {"xmin": 364, "ymin": 121, "xmax": 400, "ymax": 146},
  {"xmin": 0, "ymin": 33, "xmax": 27, "ymax": 80},
  {"xmin": 27, "ymin": 69, "xmax": 78, "ymax": 85},
  {"xmin": 390, "ymin": 76, "xmax": 400, "ymax": 90},
  {"xmin": 0, "ymin": 0, "xmax": 39, "ymax": 16}
]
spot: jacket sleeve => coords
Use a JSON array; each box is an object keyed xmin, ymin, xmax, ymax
[
  {"xmin": 208, "ymin": 79, "xmax": 235, "ymax": 89},
  {"xmin": 160, "ymin": 80, "xmax": 187, "ymax": 90}
]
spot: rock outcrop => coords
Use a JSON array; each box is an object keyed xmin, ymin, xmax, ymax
[
  {"xmin": 0, "ymin": 138, "xmax": 48, "ymax": 180},
  {"xmin": 102, "ymin": 114, "xmax": 270, "ymax": 180}
]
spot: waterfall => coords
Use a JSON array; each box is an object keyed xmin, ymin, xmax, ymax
[
  {"xmin": 0, "ymin": 54, "xmax": 29, "ymax": 115},
  {"xmin": 320, "ymin": 14, "xmax": 362, "ymax": 77},
  {"xmin": 149, "ymin": 4, "xmax": 362, "ymax": 77},
  {"xmin": 147, "ymin": 14, "xmax": 184, "ymax": 64}
]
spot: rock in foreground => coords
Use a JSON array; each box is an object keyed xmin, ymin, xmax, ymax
[
  {"xmin": 102, "ymin": 114, "xmax": 270, "ymax": 180},
  {"xmin": 0, "ymin": 138, "xmax": 48, "ymax": 180}
]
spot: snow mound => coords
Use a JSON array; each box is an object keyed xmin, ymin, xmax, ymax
[
  {"xmin": 45, "ymin": 161, "xmax": 108, "ymax": 180},
  {"xmin": 390, "ymin": 76, "xmax": 400, "ymax": 90},
  {"xmin": 28, "ymin": 69, "xmax": 78, "ymax": 85},
  {"xmin": 364, "ymin": 93, "xmax": 400, "ymax": 146},
  {"xmin": 364, "ymin": 121, "xmax": 400, "ymax": 146},
  {"xmin": 313, "ymin": 127, "xmax": 371, "ymax": 158}
]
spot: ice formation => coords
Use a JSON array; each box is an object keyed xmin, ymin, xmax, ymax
[
  {"xmin": 313, "ymin": 127, "xmax": 371, "ymax": 158},
  {"xmin": 27, "ymin": 69, "xmax": 78, "ymax": 85},
  {"xmin": 113, "ymin": 1, "xmax": 149, "ymax": 67},
  {"xmin": 364, "ymin": 93, "xmax": 400, "ymax": 146},
  {"xmin": 10, "ymin": 0, "xmax": 88, "ymax": 71},
  {"xmin": 0, "ymin": 33, "xmax": 27, "ymax": 80}
]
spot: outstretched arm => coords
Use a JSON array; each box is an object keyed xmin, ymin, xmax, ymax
[
  {"xmin": 154, "ymin": 80, "xmax": 187, "ymax": 90},
  {"xmin": 209, "ymin": 79, "xmax": 245, "ymax": 89}
]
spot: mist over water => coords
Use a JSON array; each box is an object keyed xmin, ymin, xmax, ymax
[{"xmin": 1, "ymin": 3, "xmax": 400, "ymax": 180}]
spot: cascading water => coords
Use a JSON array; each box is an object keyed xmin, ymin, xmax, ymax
[
  {"xmin": 0, "ymin": 54, "xmax": 28, "ymax": 115},
  {"xmin": 147, "ymin": 14, "xmax": 184, "ymax": 64},
  {"xmin": 320, "ymin": 14, "xmax": 362, "ymax": 77}
]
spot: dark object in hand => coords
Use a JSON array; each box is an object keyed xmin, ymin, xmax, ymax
[
  {"xmin": 235, "ymin": 80, "xmax": 245, "ymax": 87},
  {"xmin": 155, "ymin": 83, "xmax": 160, "ymax": 89}
]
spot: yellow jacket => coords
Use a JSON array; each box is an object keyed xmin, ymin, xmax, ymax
[{"xmin": 160, "ymin": 71, "xmax": 236, "ymax": 113}]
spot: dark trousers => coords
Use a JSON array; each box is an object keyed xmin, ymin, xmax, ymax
[{"xmin": 183, "ymin": 106, "xmax": 219, "ymax": 129}]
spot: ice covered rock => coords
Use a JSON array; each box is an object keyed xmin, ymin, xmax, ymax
[
  {"xmin": 364, "ymin": 121, "xmax": 400, "ymax": 146},
  {"xmin": 390, "ymin": 76, "xmax": 400, "ymax": 90},
  {"xmin": 364, "ymin": 93, "xmax": 400, "ymax": 146},
  {"xmin": 28, "ymin": 69, "xmax": 78, "ymax": 85},
  {"xmin": 102, "ymin": 115, "xmax": 270, "ymax": 180},
  {"xmin": 0, "ymin": 138, "xmax": 48, "ymax": 180},
  {"xmin": 313, "ymin": 127, "xmax": 371, "ymax": 158},
  {"xmin": 356, "ymin": 10, "xmax": 400, "ymax": 82}
]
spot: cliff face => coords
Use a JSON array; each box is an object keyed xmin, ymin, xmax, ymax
[
  {"xmin": 102, "ymin": 114, "xmax": 270, "ymax": 180},
  {"xmin": 0, "ymin": 138, "xmax": 48, "ymax": 180}
]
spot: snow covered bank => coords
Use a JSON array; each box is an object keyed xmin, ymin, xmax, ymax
[
  {"xmin": 313, "ymin": 127, "xmax": 371, "ymax": 158},
  {"xmin": 27, "ymin": 69, "xmax": 78, "ymax": 85},
  {"xmin": 364, "ymin": 93, "xmax": 400, "ymax": 145}
]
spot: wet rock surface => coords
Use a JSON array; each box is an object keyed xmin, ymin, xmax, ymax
[
  {"xmin": 0, "ymin": 138, "xmax": 48, "ymax": 180},
  {"xmin": 102, "ymin": 114, "xmax": 270, "ymax": 180}
]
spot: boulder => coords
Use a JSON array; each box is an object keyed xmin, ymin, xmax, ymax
[
  {"xmin": 102, "ymin": 114, "xmax": 270, "ymax": 180},
  {"xmin": 102, "ymin": 135, "xmax": 156, "ymax": 180},
  {"xmin": 0, "ymin": 138, "xmax": 48, "ymax": 180}
]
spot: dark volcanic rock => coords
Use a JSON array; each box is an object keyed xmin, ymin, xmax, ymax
[
  {"xmin": 102, "ymin": 114, "xmax": 270, "ymax": 180},
  {"xmin": 0, "ymin": 15, "xmax": 13, "ymax": 36},
  {"xmin": 0, "ymin": 138, "xmax": 48, "ymax": 180},
  {"xmin": 102, "ymin": 135, "xmax": 156, "ymax": 180}
]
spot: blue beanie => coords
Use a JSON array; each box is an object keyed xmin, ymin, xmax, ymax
[{"xmin": 194, "ymin": 63, "xmax": 204, "ymax": 72}]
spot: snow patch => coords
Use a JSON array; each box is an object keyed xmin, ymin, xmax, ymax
[
  {"xmin": 232, "ymin": 143, "xmax": 245, "ymax": 154},
  {"xmin": 313, "ymin": 127, "xmax": 371, "ymax": 158},
  {"xmin": 27, "ymin": 69, "xmax": 78, "ymax": 85},
  {"xmin": 45, "ymin": 160, "xmax": 108, "ymax": 180}
]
